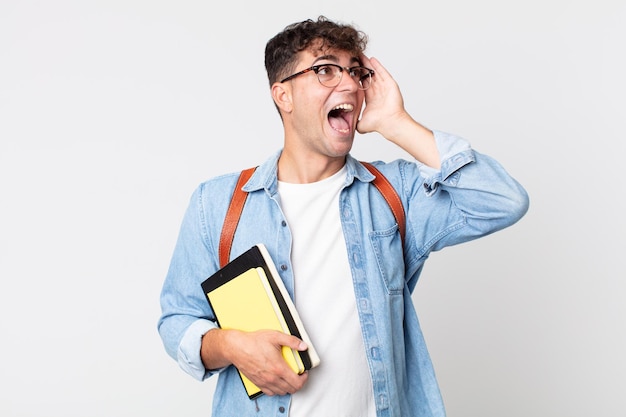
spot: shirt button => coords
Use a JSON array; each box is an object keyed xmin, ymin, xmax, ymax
[
  {"xmin": 280, "ymin": 264, "xmax": 288, "ymax": 271},
  {"xmin": 371, "ymin": 347, "xmax": 380, "ymax": 359},
  {"xmin": 279, "ymin": 406, "xmax": 286, "ymax": 413},
  {"xmin": 281, "ymin": 220, "xmax": 287, "ymax": 227}
]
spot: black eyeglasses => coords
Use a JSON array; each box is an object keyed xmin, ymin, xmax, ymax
[{"xmin": 280, "ymin": 64, "xmax": 375, "ymax": 90}]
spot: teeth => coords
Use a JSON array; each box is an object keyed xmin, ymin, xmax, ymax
[{"xmin": 331, "ymin": 103, "xmax": 354, "ymax": 112}]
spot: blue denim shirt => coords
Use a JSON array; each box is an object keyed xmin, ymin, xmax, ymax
[{"xmin": 158, "ymin": 131, "xmax": 529, "ymax": 417}]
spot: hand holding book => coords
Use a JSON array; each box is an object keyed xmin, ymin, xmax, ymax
[{"xmin": 214, "ymin": 328, "xmax": 311, "ymax": 397}]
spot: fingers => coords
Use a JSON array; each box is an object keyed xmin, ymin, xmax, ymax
[
  {"xmin": 231, "ymin": 330, "xmax": 310, "ymax": 396},
  {"xmin": 275, "ymin": 332, "xmax": 308, "ymax": 351},
  {"xmin": 260, "ymin": 333, "xmax": 308, "ymax": 396},
  {"xmin": 261, "ymin": 369, "xmax": 309, "ymax": 397},
  {"xmin": 361, "ymin": 55, "xmax": 389, "ymax": 82}
]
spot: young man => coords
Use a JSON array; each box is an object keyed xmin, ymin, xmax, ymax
[{"xmin": 158, "ymin": 16, "xmax": 529, "ymax": 417}]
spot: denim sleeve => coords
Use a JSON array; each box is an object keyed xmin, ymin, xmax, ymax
[
  {"xmin": 177, "ymin": 319, "xmax": 222, "ymax": 381},
  {"xmin": 410, "ymin": 130, "xmax": 529, "ymax": 253},
  {"xmin": 158, "ymin": 184, "xmax": 223, "ymax": 381},
  {"xmin": 419, "ymin": 130, "xmax": 474, "ymax": 193}
]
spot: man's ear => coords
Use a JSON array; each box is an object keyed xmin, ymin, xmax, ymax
[{"xmin": 271, "ymin": 82, "xmax": 293, "ymax": 114}]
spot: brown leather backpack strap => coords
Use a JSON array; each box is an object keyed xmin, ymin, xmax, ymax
[
  {"xmin": 360, "ymin": 161, "xmax": 406, "ymax": 247},
  {"xmin": 218, "ymin": 167, "xmax": 257, "ymax": 268},
  {"xmin": 219, "ymin": 163, "xmax": 405, "ymax": 268}
]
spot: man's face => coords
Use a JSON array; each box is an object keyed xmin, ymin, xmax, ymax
[{"xmin": 282, "ymin": 48, "xmax": 366, "ymax": 159}]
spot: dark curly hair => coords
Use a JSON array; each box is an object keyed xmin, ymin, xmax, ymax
[{"xmin": 264, "ymin": 16, "xmax": 368, "ymax": 86}]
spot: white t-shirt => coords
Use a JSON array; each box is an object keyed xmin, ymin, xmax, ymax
[{"xmin": 278, "ymin": 166, "xmax": 376, "ymax": 417}]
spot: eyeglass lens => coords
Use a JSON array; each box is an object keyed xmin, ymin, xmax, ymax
[{"xmin": 316, "ymin": 65, "xmax": 372, "ymax": 90}]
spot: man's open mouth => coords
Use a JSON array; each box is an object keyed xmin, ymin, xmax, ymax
[{"xmin": 328, "ymin": 103, "xmax": 354, "ymax": 134}]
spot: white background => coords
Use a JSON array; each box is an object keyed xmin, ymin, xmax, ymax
[{"xmin": 1, "ymin": 1, "xmax": 624, "ymax": 416}]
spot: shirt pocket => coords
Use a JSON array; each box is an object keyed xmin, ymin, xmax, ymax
[{"xmin": 369, "ymin": 224, "xmax": 405, "ymax": 295}]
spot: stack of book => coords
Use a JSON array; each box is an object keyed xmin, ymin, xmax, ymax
[{"xmin": 202, "ymin": 243, "xmax": 320, "ymax": 399}]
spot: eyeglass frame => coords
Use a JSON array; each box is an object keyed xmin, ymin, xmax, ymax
[{"xmin": 279, "ymin": 63, "xmax": 375, "ymax": 90}]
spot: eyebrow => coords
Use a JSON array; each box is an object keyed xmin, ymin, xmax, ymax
[{"xmin": 312, "ymin": 54, "xmax": 362, "ymax": 66}]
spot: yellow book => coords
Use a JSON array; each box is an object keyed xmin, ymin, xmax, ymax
[{"xmin": 202, "ymin": 244, "xmax": 320, "ymax": 399}]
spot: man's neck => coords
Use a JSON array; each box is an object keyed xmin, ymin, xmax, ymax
[{"xmin": 277, "ymin": 150, "xmax": 346, "ymax": 184}]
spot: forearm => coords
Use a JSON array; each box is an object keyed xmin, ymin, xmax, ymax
[
  {"xmin": 382, "ymin": 112, "xmax": 440, "ymax": 169},
  {"xmin": 201, "ymin": 328, "xmax": 235, "ymax": 370}
]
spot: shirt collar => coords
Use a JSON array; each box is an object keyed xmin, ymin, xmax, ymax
[{"xmin": 243, "ymin": 150, "xmax": 376, "ymax": 195}]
